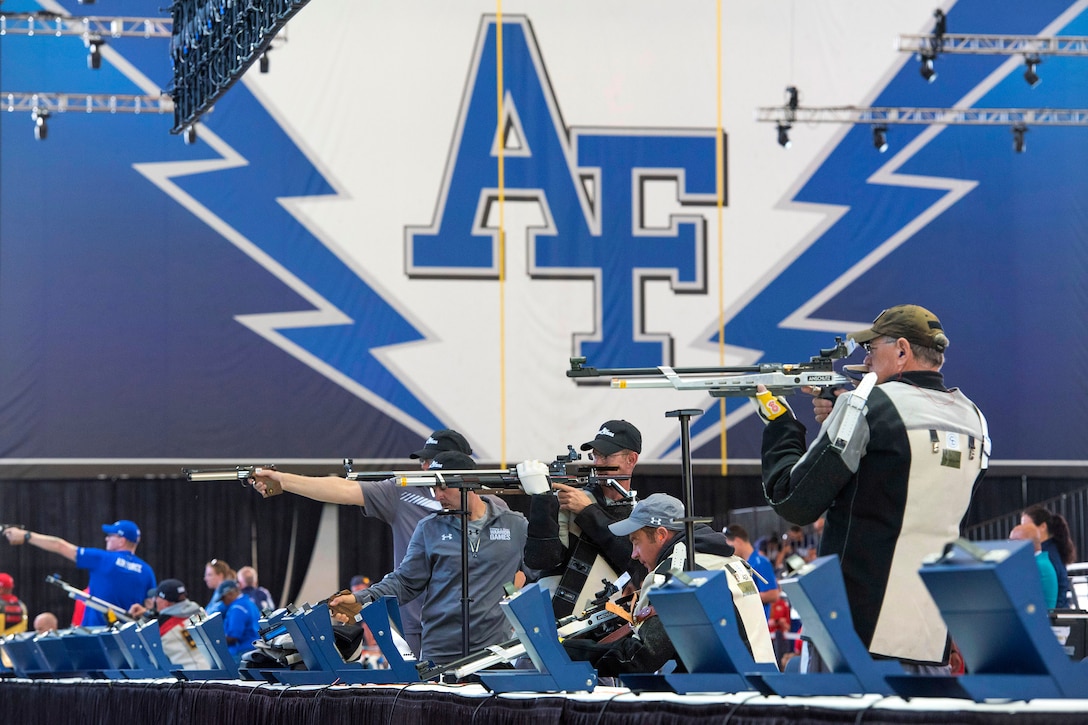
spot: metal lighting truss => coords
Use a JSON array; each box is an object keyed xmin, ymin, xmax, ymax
[
  {"xmin": 0, "ymin": 11, "xmax": 171, "ymax": 38},
  {"xmin": 759, "ymin": 23, "xmax": 1088, "ymax": 147},
  {"xmin": 4, "ymin": 92, "xmax": 173, "ymax": 114},
  {"xmin": 898, "ymin": 33, "xmax": 1088, "ymax": 56},
  {"xmin": 756, "ymin": 106, "xmax": 1088, "ymax": 127},
  {"xmin": 0, "ymin": 10, "xmax": 173, "ymax": 136}
]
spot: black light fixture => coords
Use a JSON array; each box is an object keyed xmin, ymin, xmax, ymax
[
  {"xmin": 259, "ymin": 51, "xmax": 270, "ymax": 74},
  {"xmin": 1012, "ymin": 124, "xmax": 1028, "ymax": 153},
  {"xmin": 183, "ymin": 124, "xmax": 198, "ymax": 145},
  {"xmin": 1023, "ymin": 55, "xmax": 1042, "ymax": 88},
  {"xmin": 32, "ymin": 108, "xmax": 49, "ymax": 141},
  {"xmin": 88, "ymin": 37, "xmax": 105, "ymax": 70},
  {"xmin": 776, "ymin": 123, "xmax": 792, "ymax": 149},
  {"xmin": 872, "ymin": 125, "xmax": 889, "ymax": 153},
  {"xmin": 920, "ymin": 9, "xmax": 945, "ymax": 83},
  {"xmin": 932, "ymin": 9, "xmax": 947, "ymax": 42},
  {"xmin": 920, "ymin": 53, "xmax": 937, "ymax": 82},
  {"xmin": 785, "ymin": 86, "xmax": 799, "ymax": 112}
]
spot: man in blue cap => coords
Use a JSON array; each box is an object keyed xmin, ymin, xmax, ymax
[{"xmin": 3, "ymin": 519, "xmax": 156, "ymax": 627}]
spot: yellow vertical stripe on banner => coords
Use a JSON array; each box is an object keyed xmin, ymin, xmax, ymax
[
  {"xmin": 496, "ymin": 4, "xmax": 508, "ymax": 467},
  {"xmin": 716, "ymin": 0, "xmax": 728, "ymax": 476}
]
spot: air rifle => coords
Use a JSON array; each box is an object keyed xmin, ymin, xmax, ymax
[
  {"xmin": 343, "ymin": 457, "xmax": 633, "ymax": 500},
  {"xmin": 45, "ymin": 573, "xmax": 134, "ymax": 624},
  {"xmin": 567, "ymin": 336, "xmax": 858, "ymax": 398},
  {"xmin": 183, "ymin": 463, "xmax": 527, "ymax": 493},
  {"xmin": 184, "ymin": 454, "xmax": 631, "ymax": 497}
]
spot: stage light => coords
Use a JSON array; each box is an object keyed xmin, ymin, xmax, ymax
[
  {"xmin": 259, "ymin": 51, "xmax": 270, "ymax": 74},
  {"xmin": 919, "ymin": 10, "xmax": 945, "ymax": 84},
  {"xmin": 776, "ymin": 123, "xmax": 792, "ymax": 149},
  {"xmin": 87, "ymin": 37, "xmax": 104, "ymax": 70},
  {"xmin": 1012, "ymin": 124, "xmax": 1027, "ymax": 153},
  {"xmin": 920, "ymin": 53, "xmax": 937, "ymax": 82},
  {"xmin": 1023, "ymin": 55, "xmax": 1041, "ymax": 88},
  {"xmin": 183, "ymin": 124, "xmax": 197, "ymax": 145},
  {"xmin": 872, "ymin": 125, "xmax": 888, "ymax": 153},
  {"xmin": 32, "ymin": 108, "xmax": 49, "ymax": 141}
]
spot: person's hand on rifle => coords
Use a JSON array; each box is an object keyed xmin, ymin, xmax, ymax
[
  {"xmin": 752, "ymin": 385, "xmax": 795, "ymax": 424},
  {"xmin": 554, "ymin": 482, "xmax": 594, "ymax": 515},
  {"xmin": 800, "ymin": 385, "xmax": 848, "ymax": 424},
  {"xmin": 328, "ymin": 590, "xmax": 364, "ymax": 622}
]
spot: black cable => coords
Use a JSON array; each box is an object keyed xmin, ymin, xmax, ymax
[
  {"xmin": 470, "ymin": 691, "xmax": 498, "ymax": 723},
  {"xmin": 384, "ymin": 683, "xmax": 417, "ymax": 725},
  {"xmin": 720, "ymin": 692, "xmax": 764, "ymax": 724},
  {"xmin": 853, "ymin": 694, "xmax": 891, "ymax": 725},
  {"xmin": 591, "ymin": 688, "xmax": 628, "ymax": 725}
]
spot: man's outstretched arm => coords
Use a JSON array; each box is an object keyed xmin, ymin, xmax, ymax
[
  {"xmin": 2, "ymin": 527, "xmax": 78, "ymax": 562},
  {"xmin": 251, "ymin": 468, "xmax": 367, "ymax": 506}
]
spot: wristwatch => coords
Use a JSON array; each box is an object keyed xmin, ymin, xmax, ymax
[{"xmin": 23, "ymin": 531, "xmax": 31, "ymax": 544}]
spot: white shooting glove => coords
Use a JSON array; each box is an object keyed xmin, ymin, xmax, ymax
[{"xmin": 516, "ymin": 460, "xmax": 552, "ymax": 495}]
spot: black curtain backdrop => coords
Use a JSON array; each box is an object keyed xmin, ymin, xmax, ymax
[
  {"xmin": 0, "ymin": 680, "xmax": 1086, "ymax": 724},
  {"xmin": 0, "ymin": 479, "xmax": 323, "ymax": 625},
  {"xmin": 1, "ymin": 473, "xmax": 1084, "ymax": 625},
  {"xmin": 336, "ymin": 504, "xmax": 396, "ymax": 588}
]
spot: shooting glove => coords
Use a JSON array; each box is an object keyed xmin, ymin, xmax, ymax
[
  {"xmin": 753, "ymin": 389, "xmax": 794, "ymax": 424},
  {"xmin": 516, "ymin": 460, "xmax": 552, "ymax": 495},
  {"xmin": 327, "ymin": 589, "xmax": 363, "ymax": 620}
]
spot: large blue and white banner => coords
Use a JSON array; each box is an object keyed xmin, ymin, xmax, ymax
[{"xmin": 1, "ymin": 0, "xmax": 1084, "ymax": 473}]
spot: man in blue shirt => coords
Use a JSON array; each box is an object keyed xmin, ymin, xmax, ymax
[
  {"xmin": 724, "ymin": 524, "xmax": 780, "ymax": 617},
  {"xmin": 3, "ymin": 519, "xmax": 156, "ymax": 627},
  {"xmin": 219, "ymin": 580, "xmax": 261, "ymax": 662}
]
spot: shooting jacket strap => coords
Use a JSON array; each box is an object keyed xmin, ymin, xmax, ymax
[
  {"xmin": 551, "ymin": 497, "xmax": 633, "ymax": 617},
  {"xmin": 829, "ymin": 372, "xmax": 878, "ymax": 452},
  {"xmin": 552, "ymin": 537, "xmax": 604, "ymax": 617},
  {"xmin": 972, "ymin": 401, "xmax": 991, "ymax": 470}
]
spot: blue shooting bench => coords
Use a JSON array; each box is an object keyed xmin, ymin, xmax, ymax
[
  {"xmin": 617, "ymin": 569, "xmax": 778, "ymax": 694},
  {"xmin": 479, "ymin": 583, "xmax": 597, "ymax": 693},
  {"xmin": 887, "ymin": 538, "xmax": 1088, "ymax": 701},
  {"xmin": 175, "ymin": 612, "xmax": 240, "ymax": 680},
  {"xmin": 270, "ymin": 597, "xmax": 421, "ymax": 685},
  {"xmin": 105, "ymin": 621, "xmax": 172, "ymax": 679},
  {"xmin": 743, "ymin": 555, "xmax": 902, "ymax": 696},
  {"xmin": 44, "ymin": 627, "xmax": 127, "ymax": 678},
  {"xmin": 1, "ymin": 631, "xmax": 54, "ymax": 677}
]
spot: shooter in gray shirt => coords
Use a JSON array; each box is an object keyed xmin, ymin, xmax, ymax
[
  {"xmin": 330, "ymin": 451, "xmax": 528, "ymax": 665},
  {"xmin": 251, "ymin": 429, "xmax": 493, "ymax": 656}
]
